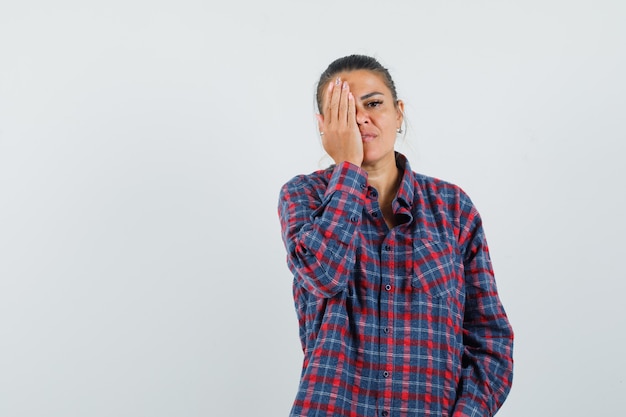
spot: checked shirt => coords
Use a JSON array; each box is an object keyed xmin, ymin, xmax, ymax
[{"xmin": 278, "ymin": 153, "xmax": 513, "ymax": 417}]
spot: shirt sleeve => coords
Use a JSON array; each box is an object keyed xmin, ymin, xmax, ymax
[
  {"xmin": 278, "ymin": 162, "xmax": 368, "ymax": 298},
  {"xmin": 452, "ymin": 192, "xmax": 514, "ymax": 417}
]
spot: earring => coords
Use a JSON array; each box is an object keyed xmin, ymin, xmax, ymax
[{"xmin": 397, "ymin": 127, "xmax": 403, "ymax": 134}]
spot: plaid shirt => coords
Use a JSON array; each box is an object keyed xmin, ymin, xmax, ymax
[{"xmin": 278, "ymin": 153, "xmax": 513, "ymax": 417}]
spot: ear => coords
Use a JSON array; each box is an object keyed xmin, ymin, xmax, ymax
[
  {"xmin": 316, "ymin": 113, "xmax": 324, "ymax": 133},
  {"xmin": 395, "ymin": 100, "xmax": 405, "ymax": 128}
]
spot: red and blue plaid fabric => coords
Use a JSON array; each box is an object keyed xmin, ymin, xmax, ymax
[{"xmin": 278, "ymin": 153, "xmax": 513, "ymax": 417}]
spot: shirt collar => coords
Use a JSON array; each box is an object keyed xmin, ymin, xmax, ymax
[{"xmin": 394, "ymin": 152, "xmax": 415, "ymax": 210}]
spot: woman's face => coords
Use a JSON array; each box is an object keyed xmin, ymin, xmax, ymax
[{"xmin": 321, "ymin": 69, "xmax": 404, "ymax": 169}]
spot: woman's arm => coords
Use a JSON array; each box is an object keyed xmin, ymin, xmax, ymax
[
  {"xmin": 452, "ymin": 194, "xmax": 514, "ymax": 416},
  {"xmin": 278, "ymin": 162, "xmax": 367, "ymax": 298}
]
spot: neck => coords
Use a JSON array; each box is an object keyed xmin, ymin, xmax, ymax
[{"xmin": 363, "ymin": 154, "xmax": 401, "ymax": 206}]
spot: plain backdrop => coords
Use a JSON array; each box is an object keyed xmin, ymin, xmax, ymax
[{"xmin": 1, "ymin": 1, "xmax": 624, "ymax": 416}]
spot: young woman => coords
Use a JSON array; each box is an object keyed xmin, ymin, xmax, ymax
[{"xmin": 278, "ymin": 55, "xmax": 513, "ymax": 417}]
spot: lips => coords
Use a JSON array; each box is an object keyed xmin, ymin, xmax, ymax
[{"xmin": 360, "ymin": 132, "xmax": 376, "ymax": 142}]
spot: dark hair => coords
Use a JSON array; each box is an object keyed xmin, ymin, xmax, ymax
[{"xmin": 316, "ymin": 54, "xmax": 399, "ymax": 113}]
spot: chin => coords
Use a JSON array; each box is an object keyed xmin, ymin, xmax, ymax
[{"xmin": 362, "ymin": 147, "xmax": 394, "ymax": 166}]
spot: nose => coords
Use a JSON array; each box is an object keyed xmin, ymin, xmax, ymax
[{"xmin": 355, "ymin": 106, "xmax": 369, "ymax": 125}]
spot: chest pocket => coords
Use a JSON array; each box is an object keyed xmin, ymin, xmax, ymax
[{"xmin": 411, "ymin": 239, "xmax": 461, "ymax": 299}]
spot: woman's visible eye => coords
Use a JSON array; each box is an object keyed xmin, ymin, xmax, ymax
[{"xmin": 366, "ymin": 100, "xmax": 383, "ymax": 108}]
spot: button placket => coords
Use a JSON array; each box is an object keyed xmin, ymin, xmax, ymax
[{"xmin": 379, "ymin": 237, "xmax": 394, "ymax": 416}]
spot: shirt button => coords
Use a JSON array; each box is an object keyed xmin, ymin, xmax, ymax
[
  {"xmin": 383, "ymin": 327, "xmax": 389, "ymax": 333},
  {"xmin": 383, "ymin": 371, "xmax": 390, "ymax": 378},
  {"xmin": 350, "ymin": 216, "xmax": 358, "ymax": 222},
  {"xmin": 360, "ymin": 183, "xmax": 366, "ymax": 189},
  {"xmin": 385, "ymin": 284, "xmax": 392, "ymax": 291},
  {"xmin": 372, "ymin": 211, "xmax": 379, "ymax": 218},
  {"xmin": 382, "ymin": 412, "xmax": 389, "ymax": 417},
  {"xmin": 384, "ymin": 244, "xmax": 391, "ymax": 251}
]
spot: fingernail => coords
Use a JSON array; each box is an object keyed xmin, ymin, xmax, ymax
[
  {"xmin": 343, "ymin": 81, "xmax": 348, "ymax": 89},
  {"xmin": 335, "ymin": 77, "xmax": 341, "ymax": 86}
]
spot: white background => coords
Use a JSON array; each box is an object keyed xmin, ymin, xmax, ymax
[{"xmin": 1, "ymin": 1, "xmax": 624, "ymax": 416}]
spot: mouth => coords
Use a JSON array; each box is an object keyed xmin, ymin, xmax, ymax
[{"xmin": 360, "ymin": 133, "xmax": 376, "ymax": 143}]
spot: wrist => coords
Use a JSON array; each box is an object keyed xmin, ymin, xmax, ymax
[{"xmin": 332, "ymin": 154, "xmax": 363, "ymax": 167}]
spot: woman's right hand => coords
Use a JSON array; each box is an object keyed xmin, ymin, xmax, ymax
[{"xmin": 317, "ymin": 78, "xmax": 363, "ymax": 167}]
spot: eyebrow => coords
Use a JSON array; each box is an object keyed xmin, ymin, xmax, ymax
[{"xmin": 359, "ymin": 92, "xmax": 384, "ymax": 100}]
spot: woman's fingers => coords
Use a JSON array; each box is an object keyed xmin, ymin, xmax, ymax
[
  {"xmin": 347, "ymin": 91, "xmax": 356, "ymax": 127},
  {"xmin": 326, "ymin": 77, "xmax": 341, "ymax": 122},
  {"xmin": 338, "ymin": 81, "xmax": 350, "ymax": 125},
  {"xmin": 325, "ymin": 78, "xmax": 354, "ymax": 126},
  {"xmin": 319, "ymin": 78, "xmax": 363, "ymax": 166}
]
